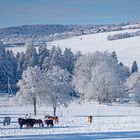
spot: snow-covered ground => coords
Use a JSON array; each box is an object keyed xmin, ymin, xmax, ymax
[
  {"xmin": 51, "ymin": 28, "xmax": 140, "ymax": 67},
  {"xmin": 1, "ymin": 102, "xmax": 140, "ymax": 139}
]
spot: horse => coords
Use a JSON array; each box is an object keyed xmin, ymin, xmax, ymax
[
  {"xmin": 87, "ymin": 115, "xmax": 93, "ymax": 123},
  {"xmin": 3, "ymin": 116, "xmax": 11, "ymax": 125},
  {"xmin": 44, "ymin": 115, "xmax": 59, "ymax": 124},
  {"xmin": 18, "ymin": 118, "xmax": 36, "ymax": 129},
  {"xmin": 44, "ymin": 119, "xmax": 54, "ymax": 127},
  {"xmin": 35, "ymin": 119, "xmax": 44, "ymax": 128}
]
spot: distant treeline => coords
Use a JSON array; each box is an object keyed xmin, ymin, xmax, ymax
[{"xmin": 107, "ymin": 30, "xmax": 140, "ymax": 41}]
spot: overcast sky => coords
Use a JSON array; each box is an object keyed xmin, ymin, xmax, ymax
[{"xmin": 0, "ymin": 0, "xmax": 140, "ymax": 27}]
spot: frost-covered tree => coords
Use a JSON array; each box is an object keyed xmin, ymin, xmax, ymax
[
  {"xmin": 38, "ymin": 45, "xmax": 49, "ymax": 68},
  {"xmin": 0, "ymin": 41, "xmax": 14, "ymax": 92},
  {"xmin": 107, "ymin": 30, "xmax": 140, "ymax": 41},
  {"xmin": 131, "ymin": 61, "xmax": 138, "ymax": 74},
  {"xmin": 6, "ymin": 50, "xmax": 18, "ymax": 92},
  {"xmin": 54, "ymin": 46, "xmax": 62, "ymax": 67},
  {"xmin": 131, "ymin": 86, "xmax": 140, "ymax": 106},
  {"xmin": 72, "ymin": 54, "xmax": 95, "ymax": 99},
  {"xmin": 90, "ymin": 62, "xmax": 126, "ymax": 104},
  {"xmin": 16, "ymin": 52, "xmax": 25, "ymax": 81},
  {"xmin": 15, "ymin": 66, "xmax": 46, "ymax": 115},
  {"xmin": 72, "ymin": 51, "xmax": 128, "ymax": 103},
  {"xmin": 23, "ymin": 43, "xmax": 39, "ymax": 70},
  {"xmin": 43, "ymin": 66, "xmax": 73, "ymax": 116},
  {"xmin": 118, "ymin": 62, "xmax": 130, "ymax": 80},
  {"xmin": 61, "ymin": 48, "xmax": 76, "ymax": 74},
  {"xmin": 0, "ymin": 42, "xmax": 7, "ymax": 91},
  {"xmin": 125, "ymin": 72, "xmax": 140, "ymax": 91},
  {"xmin": 125, "ymin": 72, "xmax": 140, "ymax": 106},
  {"xmin": 42, "ymin": 46, "xmax": 62, "ymax": 72},
  {"xmin": 75, "ymin": 51, "xmax": 82, "ymax": 60}
]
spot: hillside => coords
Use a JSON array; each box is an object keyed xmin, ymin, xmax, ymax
[
  {"xmin": 2, "ymin": 22, "xmax": 140, "ymax": 68},
  {"xmin": 0, "ymin": 25, "xmax": 79, "ymax": 37},
  {"xmin": 51, "ymin": 28, "xmax": 140, "ymax": 67},
  {"xmin": 1, "ymin": 22, "xmax": 140, "ymax": 44}
]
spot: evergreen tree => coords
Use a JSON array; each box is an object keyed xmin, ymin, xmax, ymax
[
  {"xmin": 125, "ymin": 72, "xmax": 140, "ymax": 106},
  {"xmin": 131, "ymin": 61, "xmax": 138, "ymax": 74},
  {"xmin": 42, "ymin": 46, "xmax": 62, "ymax": 72},
  {"xmin": 0, "ymin": 42, "xmax": 12, "ymax": 92},
  {"xmin": 61, "ymin": 48, "xmax": 75, "ymax": 74},
  {"xmin": 75, "ymin": 51, "xmax": 82, "ymax": 59},
  {"xmin": 111, "ymin": 51, "xmax": 118, "ymax": 62},
  {"xmin": 23, "ymin": 43, "xmax": 39, "ymax": 70},
  {"xmin": 38, "ymin": 45, "xmax": 49, "ymax": 68},
  {"xmin": 119, "ymin": 62, "xmax": 123, "ymax": 66},
  {"xmin": 16, "ymin": 52, "xmax": 20, "ymax": 61},
  {"xmin": 16, "ymin": 52, "xmax": 25, "ymax": 81},
  {"xmin": 6, "ymin": 50, "xmax": 18, "ymax": 92},
  {"xmin": 55, "ymin": 46, "xmax": 63, "ymax": 67}
]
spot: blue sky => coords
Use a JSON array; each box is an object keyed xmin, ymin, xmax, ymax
[{"xmin": 0, "ymin": 0, "xmax": 140, "ymax": 27}]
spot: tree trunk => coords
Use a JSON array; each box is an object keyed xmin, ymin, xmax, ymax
[
  {"xmin": 98, "ymin": 97, "xmax": 101, "ymax": 104},
  {"xmin": 33, "ymin": 97, "xmax": 37, "ymax": 116},
  {"xmin": 53, "ymin": 106, "xmax": 56, "ymax": 116},
  {"xmin": 138, "ymin": 100, "xmax": 140, "ymax": 107}
]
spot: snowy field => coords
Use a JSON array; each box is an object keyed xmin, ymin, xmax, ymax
[{"xmin": 1, "ymin": 102, "xmax": 140, "ymax": 139}]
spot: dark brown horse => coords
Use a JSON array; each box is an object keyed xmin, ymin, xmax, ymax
[
  {"xmin": 18, "ymin": 118, "xmax": 44, "ymax": 129},
  {"xmin": 44, "ymin": 119, "xmax": 54, "ymax": 127},
  {"xmin": 35, "ymin": 119, "xmax": 44, "ymax": 127}
]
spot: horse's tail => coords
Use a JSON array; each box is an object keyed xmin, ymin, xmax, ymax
[
  {"xmin": 18, "ymin": 118, "xmax": 22, "ymax": 124},
  {"xmin": 18, "ymin": 118, "xmax": 23, "ymax": 129},
  {"xmin": 38, "ymin": 119, "xmax": 44, "ymax": 127}
]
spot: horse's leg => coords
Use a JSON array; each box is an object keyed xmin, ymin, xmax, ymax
[
  {"xmin": 54, "ymin": 117, "xmax": 57, "ymax": 124},
  {"xmin": 39, "ymin": 122, "xmax": 42, "ymax": 127},
  {"xmin": 25, "ymin": 124, "xmax": 27, "ymax": 128},
  {"xmin": 55, "ymin": 119, "xmax": 58, "ymax": 124},
  {"xmin": 31, "ymin": 124, "xmax": 34, "ymax": 128},
  {"xmin": 20, "ymin": 124, "xmax": 23, "ymax": 129},
  {"xmin": 40, "ymin": 123, "xmax": 42, "ymax": 128},
  {"xmin": 42, "ymin": 123, "xmax": 44, "ymax": 128},
  {"xmin": 3, "ymin": 120, "xmax": 6, "ymax": 125}
]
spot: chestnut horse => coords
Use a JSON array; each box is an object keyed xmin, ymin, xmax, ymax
[{"xmin": 44, "ymin": 115, "xmax": 59, "ymax": 124}]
